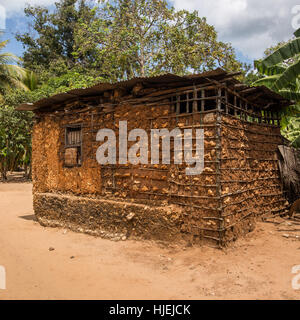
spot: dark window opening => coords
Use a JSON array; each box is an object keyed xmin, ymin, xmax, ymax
[
  {"xmin": 179, "ymin": 94, "xmax": 187, "ymax": 113},
  {"xmin": 204, "ymin": 89, "xmax": 217, "ymax": 111},
  {"xmin": 171, "ymin": 96, "xmax": 177, "ymax": 113},
  {"xmin": 204, "ymin": 102, "xmax": 216, "ymax": 111},
  {"xmin": 188, "ymin": 92, "xmax": 193, "ymax": 113},
  {"xmin": 65, "ymin": 125, "xmax": 82, "ymax": 167},
  {"xmin": 197, "ymin": 90, "xmax": 202, "ymax": 112},
  {"xmin": 176, "ymin": 93, "xmax": 194, "ymax": 114},
  {"xmin": 227, "ymin": 94, "xmax": 235, "ymax": 115},
  {"xmin": 205, "ymin": 89, "xmax": 216, "ymax": 97}
]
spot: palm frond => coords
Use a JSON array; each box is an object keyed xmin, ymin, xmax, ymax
[
  {"xmin": 0, "ymin": 52, "xmax": 21, "ymax": 65},
  {"xmin": 23, "ymin": 71, "xmax": 38, "ymax": 91},
  {"xmin": 0, "ymin": 40, "xmax": 9, "ymax": 51}
]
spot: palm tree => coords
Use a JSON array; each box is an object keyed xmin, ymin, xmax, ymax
[
  {"xmin": 0, "ymin": 39, "xmax": 33, "ymax": 95},
  {"xmin": 253, "ymin": 28, "xmax": 300, "ymax": 147},
  {"xmin": 0, "ymin": 38, "xmax": 37, "ymax": 180}
]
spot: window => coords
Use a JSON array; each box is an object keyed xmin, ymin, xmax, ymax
[
  {"xmin": 172, "ymin": 88, "xmax": 220, "ymax": 114},
  {"xmin": 64, "ymin": 125, "xmax": 82, "ymax": 167}
]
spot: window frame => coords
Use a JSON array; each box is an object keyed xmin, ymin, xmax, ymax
[{"xmin": 64, "ymin": 124, "xmax": 83, "ymax": 167}]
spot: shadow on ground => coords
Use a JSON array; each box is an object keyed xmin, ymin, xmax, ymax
[
  {"xmin": 0, "ymin": 172, "xmax": 31, "ymax": 184},
  {"xmin": 19, "ymin": 214, "xmax": 37, "ymax": 222}
]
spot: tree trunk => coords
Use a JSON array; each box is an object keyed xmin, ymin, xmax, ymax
[
  {"xmin": 1, "ymin": 169, "xmax": 7, "ymax": 181},
  {"xmin": 24, "ymin": 162, "xmax": 32, "ymax": 180},
  {"xmin": 24, "ymin": 163, "xmax": 28, "ymax": 178}
]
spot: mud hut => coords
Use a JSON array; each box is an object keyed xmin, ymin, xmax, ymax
[{"xmin": 17, "ymin": 68, "xmax": 291, "ymax": 246}]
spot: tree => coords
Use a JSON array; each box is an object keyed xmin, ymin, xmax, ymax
[
  {"xmin": 0, "ymin": 106, "xmax": 33, "ymax": 180},
  {"xmin": 0, "ymin": 34, "xmax": 38, "ymax": 180},
  {"xmin": 0, "ymin": 68, "xmax": 103, "ymax": 180},
  {"xmin": 74, "ymin": 0, "xmax": 243, "ymax": 80},
  {"xmin": 253, "ymin": 28, "xmax": 300, "ymax": 147},
  {"xmin": 16, "ymin": 0, "xmax": 97, "ymax": 80},
  {"xmin": 17, "ymin": 0, "xmax": 244, "ymax": 81}
]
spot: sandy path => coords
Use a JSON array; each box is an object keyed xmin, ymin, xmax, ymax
[{"xmin": 0, "ymin": 182, "xmax": 299, "ymax": 300}]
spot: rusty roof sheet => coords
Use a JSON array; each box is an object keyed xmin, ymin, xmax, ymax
[{"xmin": 16, "ymin": 68, "xmax": 290, "ymax": 111}]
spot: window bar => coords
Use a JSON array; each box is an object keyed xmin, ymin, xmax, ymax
[
  {"xmin": 201, "ymin": 89, "xmax": 205, "ymax": 112},
  {"xmin": 193, "ymin": 85, "xmax": 197, "ymax": 113},
  {"xmin": 176, "ymin": 93, "xmax": 180, "ymax": 122},
  {"xmin": 225, "ymin": 89, "xmax": 228, "ymax": 114},
  {"xmin": 239, "ymin": 99, "xmax": 243, "ymax": 120},
  {"xmin": 259, "ymin": 110, "xmax": 262, "ymax": 124},
  {"xmin": 234, "ymin": 95, "xmax": 237, "ymax": 117},
  {"xmin": 186, "ymin": 93, "xmax": 189, "ymax": 113},
  {"xmin": 271, "ymin": 112, "xmax": 275, "ymax": 125},
  {"xmin": 276, "ymin": 112, "xmax": 280, "ymax": 127}
]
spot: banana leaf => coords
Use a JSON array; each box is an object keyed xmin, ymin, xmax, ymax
[
  {"xmin": 294, "ymin": 28, "xmax": 300, "ymax": 38},
  {"xmin": 292, "ymin": 135, "xmax": 300, "ymax": 148},
  {"xmin": 254, "ymin": 60, "xmax": 286, "ymax": 76},
  {"xmin": 273, "ymin": 59, "xmax": 300, "ymax": 91},
  {"xmin": 278, "ymin": 89, "xmax": 300, "ymax": 101},
  {"xmin": 259, "ymin": 38, "xmax": 300, "ymax": 68},
  {"xmin": 252, "ymin": 74, "xmax": 279, "ymax": 87}
]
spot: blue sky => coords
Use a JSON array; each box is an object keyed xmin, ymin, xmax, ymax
[
  {"xmin": 0, "ymin": 0, "xmax": 299, "ymax": 65},
  {"xmin": 2, "ymin": 18, "xmax": 27, "ymax": 58}
]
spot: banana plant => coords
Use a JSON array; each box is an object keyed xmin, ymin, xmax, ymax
[
  {"xmin": 282, "ymin": 116, "xmax": 300, "ymax": 148},
  {"xmin": 253, "ymin": 28, "xmax": 300, "ymax": 147}
]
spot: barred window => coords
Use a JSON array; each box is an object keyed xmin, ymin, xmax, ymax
[{"xmin": 64, "ymin": 125, "xmax": 82, "ymax": 167}]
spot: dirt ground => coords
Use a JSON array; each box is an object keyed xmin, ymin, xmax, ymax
[{"xmin": 0, "ymin": 182, "xmax": 300, "ymax": 300}]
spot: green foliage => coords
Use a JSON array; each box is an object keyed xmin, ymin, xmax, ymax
[
  {"xmin": 0, "ymin": 36, "xmax": 40, "ymax": 179},
  {"xmin": 241, "ymin": 66, "xmax": 262, "ymax": 85},
  {"xmin": 3, "ymin": 70, "xmax": 105, "ymax": 106},
  {"xmin": 0, "ymin": 70, "xmax": 103, "ymax": 179},
  {"xmin": 0, "ymin": 38, "xmax": 33, "ymax": 95},
  {"xmin": 16, "ymin": 0, "xmax": 96, "ymax": 78},
  {"xmin": 76, "ymin": 0, "xmax": 243, "ymax": 79},
  {"xmin": 282, "ymin": 113, "xmax": 300, "ymax": 148},
  {"xmin": 2, "ymin": 0, "xmax": 249, "ymax": 179},
  {"xmin": 253, "ymin": 28, "xmax": 300, "ymax": 147},
  {"xmin": 23, "ymin": 71, "xmax": 38, "ymax": 91},
  {"xmin": 17, "ymin": 0, "xmax": 244, "ymax": 81},
  {"xmin": 0, "ymin": 105, "xmax": 33, "ymax": 179},
  {"xmin": 254, "ymin": 28, "xmax": 300, "ymax": 94}
]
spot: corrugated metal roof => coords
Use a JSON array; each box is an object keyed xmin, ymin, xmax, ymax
[{"xmin": 16, "ymin": 68, "xmax": 291, "ymax": 111}]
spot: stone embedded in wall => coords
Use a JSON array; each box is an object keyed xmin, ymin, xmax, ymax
[
  {"xmin": 33, "ymin": 192, "xmax": 188, "ymax": 243},
  {"xmin": 31, "ymin": 96, "xmax": 288, "ymax": 246}
]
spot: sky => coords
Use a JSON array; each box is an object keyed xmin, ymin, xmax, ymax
[{"xmin": 0, "ymin": 0, "xmax": 299, "ymax": 65}]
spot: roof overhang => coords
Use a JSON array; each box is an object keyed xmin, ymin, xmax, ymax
[{"xmin": 16, "ymin": 68, "xmax": 291, "ymax": 112}]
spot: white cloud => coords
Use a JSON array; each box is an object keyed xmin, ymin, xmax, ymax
[
  {"xmin": 172, "ymin": 0, "xmax": 299, "ymax": 60},
  {"xmin": 0, "ymin": 0, "xmax": 297, "ymax": 61},
  {"xmin": 0, "ymin": 0, "xmax": 57, "ymax": 17}
]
